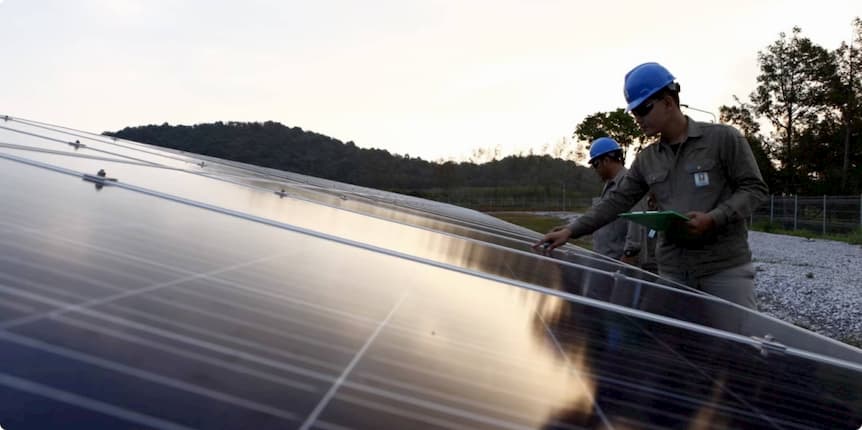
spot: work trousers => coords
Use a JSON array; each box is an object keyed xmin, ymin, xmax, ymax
[{"xmin": 659, "ymin": 262, "xmax": 757, "ymax": 333}]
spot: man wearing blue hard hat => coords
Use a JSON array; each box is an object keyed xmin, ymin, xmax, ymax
[
  {"xmin": 585, "ymin": 137, "xmax": 636, "ymax": 260},
  {"xmin": 535, "ymin": 62, "xmax": 768, "ymax": 311}
]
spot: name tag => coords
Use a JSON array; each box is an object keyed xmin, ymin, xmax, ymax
[{"xmin": 694, "ymin": 172, "xmax": 710, "ymax": 187}]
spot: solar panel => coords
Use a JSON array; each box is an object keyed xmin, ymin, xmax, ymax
[{"xmin": 0, "ymin": 115, "xmax": 860, "ymax": 429}]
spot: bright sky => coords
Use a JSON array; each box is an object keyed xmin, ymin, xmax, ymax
[{"xmin": 1, "ymin": 0, "xmax": 860, "ymax": 162}]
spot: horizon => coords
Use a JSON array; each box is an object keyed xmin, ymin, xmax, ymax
[{"xmin": 1, "ymin": 0, "xmax": 860, "ymax": 162}]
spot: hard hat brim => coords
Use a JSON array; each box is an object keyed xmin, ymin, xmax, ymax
[{"xmin": 625, "ymin": 78, "xmax": 675, "ymax": 112}]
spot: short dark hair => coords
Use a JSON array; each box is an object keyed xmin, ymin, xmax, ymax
[
  {"xmin": 652, "ymin": 83, "xmax": 680, "ymax": 107},
  {"xmin": 602, "ymin": 149, "xmax": 624, "ymax": 163}
]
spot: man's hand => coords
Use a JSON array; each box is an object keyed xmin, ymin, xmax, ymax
[
  {"xmin": 531, "ymin": 226, "xmax": 572, "ymax": 254},
  {"xmin": 685, "ymin": 211, "xmax": 715, "ymax": 236}
]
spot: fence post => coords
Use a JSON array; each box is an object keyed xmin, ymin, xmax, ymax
[
  {"xmin": 562, "ymin": 182, "xmax": 566, "ymax": 212},
  {"xmin": 822, "ymin": 195, "xmax": 827, "ymax": 235},
  {"xmin": 859, "ymin": 193, "xmax": 861, "ymax": 230},
  {"xmin": 770, "ymin": 195, "xmax": 774, "ymax": 223},
  {"xmin": 794, "ymin": 194, "xmax": 798, "ymax": 231}
]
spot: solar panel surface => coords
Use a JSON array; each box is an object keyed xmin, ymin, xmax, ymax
[{"xmin": 0, "ymin": 115, "xmax": 860, "ymax": 429}]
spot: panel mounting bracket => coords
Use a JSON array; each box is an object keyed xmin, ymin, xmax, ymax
[
  {"xmin": 750, "ymin": 334, "xmax": 787, "ymax": 357},
  {"xmin": 82, "ymin": 169, "xmax": 118, "ymax": 187}
]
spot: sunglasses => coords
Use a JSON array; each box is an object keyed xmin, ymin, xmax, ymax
[
  {"xmin": 590, "ymin": 158, "xmax": 603, "ymax": 169},
  {"xmin": 632, "ymin": 98, "xmax": 660, "ymax": 117}
]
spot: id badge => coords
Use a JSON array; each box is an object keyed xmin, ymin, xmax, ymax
[{"xmin": 694, "ymin": 172, "xmax": 710, "ymax": 187}]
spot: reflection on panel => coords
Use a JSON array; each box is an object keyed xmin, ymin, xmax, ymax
[
  {"xmin": 0, "ymin": 117, "xmax": 860, "ymax": 430},
  {"xmin": 1, "ymin": 139, "xmax": 859, "ymax": 363},
  {"xmin": 0, "ymin": 159, "xmax": 597, "ymax": 429}
]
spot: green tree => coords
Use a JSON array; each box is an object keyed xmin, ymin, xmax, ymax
[
  {"xmin": 573, "ymin": 108, "xmax": 646, "ymax": 162},
  {"xmin": 750, "ymin": 26, "xmax": 835, "ymax": 192},
  {"xmin": 719, "ymin": 98, "xmax": 779, "ymax": 192},
  {"xmin": 829, "ymin": 17, "xmax": 862, "ymax": 192}
]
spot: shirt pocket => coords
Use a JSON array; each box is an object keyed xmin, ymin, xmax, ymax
[
  {"xmin": 685, "ymin": 159, "xmax": 718, "ymax": 185},
  {"xmin": 645, "ymin": 169, "xmax": 671, "ymax": 204},
  {"xmin": 684, "ymin": 158, "xmax": 723, "ymax": 210}
]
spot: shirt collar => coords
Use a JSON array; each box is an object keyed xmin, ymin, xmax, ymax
[
  {"xmin": 686, "ymin": 116, "xmax": 704, "ymax": 138},
  {"xmin": 609, "ymin": 166, "xmax": 628, "ymax": 185},
  {"xmin": 658, "ymin": 116, "xmax": 702, "ymax": 152}
]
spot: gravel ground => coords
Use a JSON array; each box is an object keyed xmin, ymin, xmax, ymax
[
  {"xmin": 539, "ymin": 212, "xmax": 862, "ymax": 346},
  {"xmin": 749, "ymin": 231, "xmax": 862, "ymax": 346}
]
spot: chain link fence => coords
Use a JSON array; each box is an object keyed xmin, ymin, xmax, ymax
[
  {"xmin": 448, "ymin": 189, "xmax": 862, "ymax": 236},
  {"xmin": 751, "ymin": 195, "xmax": 862, "ymax": 235}
]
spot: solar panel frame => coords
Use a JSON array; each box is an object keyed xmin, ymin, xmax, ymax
[{"xmin": 0, "ymin": 116, "xmax": 860, "ymax": 429}]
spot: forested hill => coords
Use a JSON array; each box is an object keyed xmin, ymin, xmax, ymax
[{"xmin": 105, "ymin": 121, "xmax": 601, "ymax": 200}]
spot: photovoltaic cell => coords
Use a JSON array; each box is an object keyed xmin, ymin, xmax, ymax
[{"xmin": 0, "ymin": 115, "xmax": 860, "ymax": 429}]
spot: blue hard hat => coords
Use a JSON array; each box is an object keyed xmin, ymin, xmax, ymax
[
  {"xmin": 589, "ymin": 137, "xmax": 621, "ymax": 163},
  {"xmin": 624, "ymin": 62, "xmax": 676, "ymax": 111}
]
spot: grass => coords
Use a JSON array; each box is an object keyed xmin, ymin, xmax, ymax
[
  {"xmin": 489, "ymin": 211, "xmax": 593, "ymax": 249},
  {"xmin": 751, "ymin": 221, "xmax": 862, "ymax": 245}
]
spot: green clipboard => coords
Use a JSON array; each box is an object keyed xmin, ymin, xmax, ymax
[{"xmin": 618, "ymin": 210, "xmax": 689, "ymax": 231}]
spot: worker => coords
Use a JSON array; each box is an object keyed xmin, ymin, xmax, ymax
[
  {"xmin": 584, "ymin": 137, "xmax": 638, "ymax": 260},
  {"xmin": 534, "ymin": 62, "xmax": 768, "ymax": 315}
]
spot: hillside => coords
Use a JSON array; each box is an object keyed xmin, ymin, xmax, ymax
[{"xmin": 106, "ymin": 121, "xmax": 602, "ymax": 210}]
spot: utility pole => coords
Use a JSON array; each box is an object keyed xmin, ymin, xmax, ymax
[{"xmin": 680, "ymin": 104, "xmax": 718, "ymax": 123}]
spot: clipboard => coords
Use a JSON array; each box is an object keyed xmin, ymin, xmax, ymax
[{"xmin": 618, "ymin": 210, "xmax": 689, "ymax": 231}]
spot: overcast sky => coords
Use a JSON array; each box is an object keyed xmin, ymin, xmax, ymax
[{"xmin": 1, "ymin": 0, "xmax": 860, "ymax": 161}]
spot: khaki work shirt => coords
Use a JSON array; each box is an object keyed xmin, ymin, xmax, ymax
[
  {"xmin": 567, "ymin": 118, "xmax": 768, "ymax": 276},
  {"xmin": 592, "ymin": 167, "xmax": 633, "ymax": 259}
]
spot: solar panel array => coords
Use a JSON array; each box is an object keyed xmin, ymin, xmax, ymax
[{"xmin": 0, "ymin": 115, "xmax": 860, "ymax": 429}]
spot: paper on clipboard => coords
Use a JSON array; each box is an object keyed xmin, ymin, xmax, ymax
[{"xmin": 618, "ymin": 210, "xmax": 689, "ymax": 231}]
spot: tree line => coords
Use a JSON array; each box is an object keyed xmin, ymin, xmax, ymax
[{"xmin": 105, "ymin": 121, "xmax": 602, "ymax": 208}]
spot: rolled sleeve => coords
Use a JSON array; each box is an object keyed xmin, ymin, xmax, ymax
[
  {"xmin": 567, "ymin": 164, "xmax": 649, "ymax": 238},
  {"xmin": 707, "ymin": 207, "xmax": 729, "ymax": 227}
]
